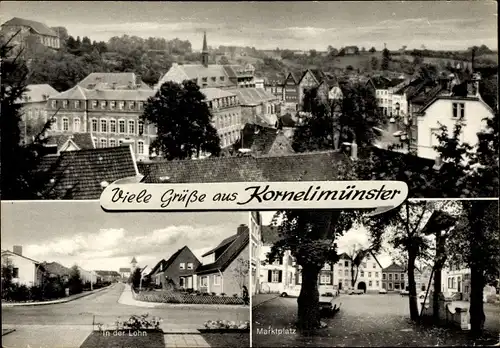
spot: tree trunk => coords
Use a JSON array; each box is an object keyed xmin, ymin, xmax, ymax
[
  {"xmin": 469, "ymin": 265, "xmax": 485, "ymax": 336},
  {"xmin": 408, "ymin": 249, "xmax": 419, "ymax": 321},
  {"xmin": 433, "ymin": 232, "xmax": 445, "ymax": 323},
  {"xmin": 297, "ymin": 265, "xmax": 321, "ymax": 331}
]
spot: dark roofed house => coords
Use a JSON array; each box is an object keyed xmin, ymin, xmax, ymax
[
  {"xmin": 148, "ymin": 246, "xmax": 201, "ymax": 290},
  {"xmin": 36, "ymin": 146, "xmax": 140, "ymax": 200},
  {"xmin": 232, "ymin": 123, "xmax": 294, "ymax": 157},
  {"xmin": 45, "ymin": 133, "xmax": 95, "ymax": 155},
  {"xmin": 43, "ymin": 262, "xmax": 71, "ymax": 282},
  {"xmin": 196, "ymin": 225, "xmax": 249, "ymax": 296},
  {"xmin": 1, "ymin": 17, "xmax": 60, "ymax": 50}
]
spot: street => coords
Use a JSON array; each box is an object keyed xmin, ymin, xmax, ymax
[
  {"xmin": 2, "ymin": 283, "xmax": 249, "ymax": 348},
  {"xmin": 253, "ymin": 293, "xmax": 500, "ymax": 347}
]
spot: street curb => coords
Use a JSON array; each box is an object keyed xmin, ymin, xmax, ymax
[
  {"xmin": 2, "ymin": 329, "xmax": 16, "ymax": 336},
  {"xmin": 1, "ymin": 285, "xmax": 112, "ymax": 307},
  {"xmin": 251, "ymin": 295, "xmax": 280, "ymax": 309}
]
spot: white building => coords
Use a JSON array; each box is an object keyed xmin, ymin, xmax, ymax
[
  {"xmin": 250, "ymin": 211, "xmax": 262, "ymax": 295},
  {"xmin": 334, "ymin": 251, "xmax": 384, "ymax": 293},
  {"xmin": 1, "ymin": 246, "xmax": 44, "ymax": 287},
  {"xmin": 77, "ymin": 266, "xmax": 98, "ymax": 284},
  {"xmin": 414, "ymin": 73, "xmax": 493, "ymax": 160},
  {"xmin": 367, "ymin": 76, "xmax": 407, "ymax": 117}
]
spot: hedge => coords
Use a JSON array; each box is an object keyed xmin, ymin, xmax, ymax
[{"xmin": 135, "ymin": 290, "xmax": 245, "ymax": 305}]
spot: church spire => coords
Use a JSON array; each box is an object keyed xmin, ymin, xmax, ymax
[{"xmin": 201, "ymin": 31, "xmax": 209, "ymax": 67}]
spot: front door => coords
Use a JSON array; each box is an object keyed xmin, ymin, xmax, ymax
[{"xmin": 179, "ymin": 277, "xmax": 185, "ymax": 288}]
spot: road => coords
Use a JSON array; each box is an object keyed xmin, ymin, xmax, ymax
[
  {"xmin": 253, "ymin": 293, "xmax": 500, "ymax": 347},
  {"xmin": 2, "ymin": 283, "xmax": 250, "ymax": 348}
]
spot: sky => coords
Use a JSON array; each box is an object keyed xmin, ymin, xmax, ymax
[
  {"xmin": 1, "ymin": 1, "xmax": 497, "ymax": 51},
  {"xmin": 1, "ymin": 201, "xmax": 249, "ymax": 272}
]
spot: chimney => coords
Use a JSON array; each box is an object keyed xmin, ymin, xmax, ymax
[
  {"xmin": 350, "ymin": 140, "xmax": 358, "ymax": 160},
  {"xmin": 13, "ymin": 245, "xmax": 22, "ymax": 256},
  {"xmin": 237, "ymin": 224, "xmax": 248, "ymax": 235}
]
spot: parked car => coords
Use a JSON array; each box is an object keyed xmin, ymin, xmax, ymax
[
  {"xmin": 379, "ymin": 288, "xmax": 388, "ymax": 294},
  {"xmin": 348, "ymin": 289, "xmax": 364, "ymax": 295},
  {"xmin": 400, "ymin": 290, "xmax": 410, "ymax": 296}
]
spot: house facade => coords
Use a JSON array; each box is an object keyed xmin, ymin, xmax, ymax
[
  {"xmin": 366, "ymin": 76, "xmax": 407, "ymax": 117},
  {"xmin": 231, "ymin": 88, "xmax": 281, "ymax": 127},
  {"xmin": 283, "ymin": 72, "xmax": 300, "ymax": 112},
  {"xmin": 119, "ymin": 268, "xmax": 131, "ymax": 280},
  {"xmin": 196, "ymin": 224, "xmax": 249, "ymax": 296},
  {"xmin": 382, "ymin": 263, "xmax": 407, "ymax": 291},
  {"xmin": 95, "ymin": 270, "xmax": 121, "ymax": 283},
  {"xmin": 233, "ymin": 123, "xmax": 295, "ymax": 157},
  {"xmin": 1, "ymin": 17, "xmax": 60, "ymax": 51},
  {"xmin": 149, "ymin": 246, "xmax": 201, "ymax": 290},
  {"xmin": 414, "ymin": 74, "xmax": 493, "ymax": 160},
  {"xmin": 1, "ymin": 246, "xmax": 44, "ymax": 287},
  {"xmin": 250, "ymin": 211, "xmax": 262, "ymax": 295},
  {"xmin": 264, "ymin": 78, "xmax": 285, "ymax": 101},
  {"xmin": 295, "ymin": 262, "xmax": 336, "ymax": 294},
  {"xmin": 77, "ymin": 266, "xmax": 98, "ymax": 285},
  {"xmin": 333, "ymin": 251, "xmax": 383, "ymax": 293}
]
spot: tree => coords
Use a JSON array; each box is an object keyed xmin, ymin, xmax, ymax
[
  {"xmin": 130, "ymin": 268, "xmax": 142, "ymax": 290},
  {"xmin": 219, "ymin": 55, "xmax": 230, "ymax": 65},
  {"xmin": 68, "ymin": 265, "xmax": 83, "ymax": 295},
  {"xmin": 1, "ymin": 256, "xmax": 15, "ymax": 299},
  {"xmin": 369, "ymin": 47, "xmax": 376, "ymax": 53},
  {"xmin": 346, "ymin": 243, "xmax": 371, "ymax": 288},
  {"xmin": 365, "ymin": 201, "xmax": 436, "ymax": 321},
  {"xmin": 232, "ymin": 257, "xmax": 250, "ymax": 297},
  {"xmin": 446, "ymin": 200, "xmax": 499, "ymax": 336},
  {"xmin": 370, "ymin": 57, "xmax": 379, "ymax": 71},
  {"xmin": 141, "ymin": 80, "xmax": 221, "ymax": 160},
  {"xmin": 268, "ymin": 210, "xmax": 359, "ymax": 330},
  {"xmin": 381, "ymin": 48, "xmax": 391, "ymax": 70}
]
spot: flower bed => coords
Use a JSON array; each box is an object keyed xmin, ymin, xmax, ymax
[
  {"xmin": 135, "ymin": 290, "xmax": 245, "ymax": 305},
  {"xmin": 199, "ymin": 320, "xmax": 250, "ymax": 333}
]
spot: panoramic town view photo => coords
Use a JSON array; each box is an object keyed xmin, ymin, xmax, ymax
[
  {"xmin": 1, "ymin": 202, "xmax": 250, "ymax": 348},
  {"xmin": 251, "ymin": 201, "xmax": 500, "ymax": 347},
  {"xmin": 0, "ymin": 1, "xmax": 498, "ymax": 200}
]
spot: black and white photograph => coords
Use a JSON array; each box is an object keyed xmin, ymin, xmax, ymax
[
  {"xmin": 251, "ymin": 201, "xmax": 500, "ymax": 347},
  {"xmin": 0, "ymin": 1, "xmax": 498, "ymax": 200},
  {"xmin": 1, "ymin": 202, "xmax": 250, "ymax": 348}
]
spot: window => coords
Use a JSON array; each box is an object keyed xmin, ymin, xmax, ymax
[
  {"xmin": 119, "ymin": 139, "xmax": 124, "ymax": 146},
  {"xmin": 373, "ymin": 263, "xmax": 376, "ymax": 269},
  {"xmin": 109, "ymin": 139, "xmax": 116, "ymax": 147},
  {"xmin": 91, "ymin": 119, "xmax": 98, "ymax": 132},
  {"xmin": 395, "ymin": 274, "xmax": 399, "ymax": 280},
  {"xmin": 344, "ymin": 261, "xmax": 349, "ymax": 267},
  {"xmin": 320, "ymin": 273, "xmax": 331, "ymax": 285},
  {"xmin": 202, "ymin": 77, "xmax": 207, "ymax": 82},
  {"xmin": 128, "ymin": 120, "xmax": 135, "ymax": 135},
  {"xmin": 119, "ymin": 101, "xmax": 125, "ymax": 110},
  {"xmin": 138, "ymin": 121, "xmax": 144, "ymax": 135},
  {"xmin": 338, "ymin": 269, "xmax": 342, "ymax": 275},
  {"xmin": 220, "ymin": 76, "xmax": 225, "ymax": 81},
  {"xmin": 119, "ymin": 120, "xmax": 125, "ymax": 133},
  {"xmin": 100, "ymin": 101, "xmax": 107, "ymax": 109},
  {"xmin": 92, "ymin": 100, "xmax": 98, "ymax": 108},
  {"xmin": 62, "ymin": 117, "xmax": 69, "ymax": 131},
  {"xmin": 214, "ymin": 274, "xmax": 221, "ymax": 285},
  {"xmin": 137, "ymin": 141, "xmax": 144, "ymax": 154},
  {"xmin": 362, "ymin": 262, "xmax": 367, "ymax": 268},
  {"xmin": 360, "ymin": 270, "xmax": 364, "ymax": 277},
  {"xmin": 110, "ymin": 120, "xmax": 116, "ymax": 133},
  {"xmin": 383, "ymin": 273, "xmax": 386, "ymax": 280},
  {"xmin": 376, "ymin": 281, "xmax": 380, "ymax": 286},
  {"xmin": 200, "ymin": 276, "xmax": 208, "ymax": 287},
  {"xmin": 100, "ymin": 119, "xmax": 108, "ymax": 133},
  {"xmin": 271, "ymin": 270, "xmax": 280, "ymax": 283},
  {"xmin": 187, "ymin": 263, "xmax": 193, "ymax": 270},
  {"xmin": 344, "ymin": 270, "xmax": 348, "ymax": 276},
  {"xmin": 74, "ymin": 101, "xmax": 80, "ymax": 109},
  {"xmin": 369, "ymin": 281, "xmax": 372, "ymax": 287},
  {"xmin": 51, "ymin": 100, "xmax": 56, "ymax": 108},
  {"xmin": 129, "ymin": 101, "xmax": 136, "ymax": 110},
  {"xmin": 180, "ymin": 263, "xmax": 185, "ymax": 270},
  {"xmin": 452, "ymin": 102, "xmax": 465, "ymax": 119},
  {"xmin": 138, "ymin": 102, "xmax": 143, "ymax": 110},
  {"xmin": 13, "ymin": 268, "xmax": 19, "ymax": 278},
  {"xmin": 74, "ymin": 118, "xmax": 80, "ymax": 132},
  {"xmin": 211, "ymin": 76, "xmax": 216, "ymax": 82},
  {"xmin": 110, "ymin": 101, "xmax": 116, "ymax": 110},
  {"xmin": 376, "ymin": 272, "xmax": 379, "ymax": 277},
  {"xmin": 389, "ymin": 274, "xmax": 393, "ymax": 280},
  {"xmin": 62, "ymin": 100, "xmax": 68, "ymax": 109},
  {"xmin": 100, "ymin": 138, "xmax": 107, "ymax": 148}
]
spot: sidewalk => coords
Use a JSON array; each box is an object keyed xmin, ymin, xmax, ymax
[
  {"xmin": 1, "ymin": 324, "xmax": 92, "ymax": 348},
  {"xmin": 119, "ymin": 284, "xmax": 248, "ymax": 310},
  {"xmin": 252, "ymin": 293, "xmax": 280, "ymax": 308},
  {"xmin": 1, "ymin": 285, "xmax": 112, "ymax": 308}
]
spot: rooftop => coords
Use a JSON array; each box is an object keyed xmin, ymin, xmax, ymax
[
  {"xmin": 49, "ymin": 85, "xmax": 155, "ymax": 101},
  {"xmin": 200, "ymin": 87, "xmax": 237, "ymax": 100},
  {"xmin": 46, "ymin": 133, "xmax": 95, "ymax": 152},
  {"xmin": 234, "ymin": 123, "xmax": 284, "ymax": 155},
  {"xmin": 2, "ymin": 17, "xmax": 58, "ymax": 37},
  {"xmin": 16, "ymin": 84, "xmax": 59, "ymax": 104},
  {"xmin": 77, "ymin": 73, "xmax": 151, "ymax": 90},
  {"xmin": 230, "ymin": 87, "xmax": 278, "ymax": 106}
]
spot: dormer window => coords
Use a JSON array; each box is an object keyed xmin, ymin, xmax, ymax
[
  {"xmin": 129, "ymin": 101, "xmax": 136, "ymax": 110},
  {"xmin": 101, "ymin": 101, "xmax": 107, "ymax": 109},
  {"xmin": 62, "ymin": 100, "xmax": 68, "ymax": 108},
  {"xmin": 110, "ymin": 101, "xmax": 116, "ymax": 110},
  {"xmin": 51, "ymin": 100, "xmax": 56, "ymax": 108},
  {"xmin": 211, "ymin": 76, "xmax": 216, "ymax": 82},
  {"xmin": 220, "ymin": 76, "xmax": 225, "ymax": 81},
  {"xmin": 202, "ymin": 77, "xmax": 208, "ymax": 82},
  {"xmin": 74, "ymin": 101, "xmax": 80, "ymax": 109},
  {"xmin": 92, "ymin": 100, "xmax": 98, "ymax": 108}
]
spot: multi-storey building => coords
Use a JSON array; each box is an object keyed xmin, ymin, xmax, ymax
[
  {"xmin": 283, "ymin": 72, "xmax": 300, "ymax": 112},
  {"xmin": 46, "ymin": 85, "xmax": 156, "ymax": 161},
  {"xmin": 249, "ymin": 212, "xmax": 262, "ymax": 295},
  {"xmin": 333, "ymin": 251, "xmax": 383, "ymax": 293},
  {"xmin": 382, "ymin": 263, "xmax": 407, "ymax": 291},
  {"xmin": 1, "ymin": 17, "xmax": 60, "ymax": 51},
  {"xmin": 366, "ymin": 76, "xmax": 407, "ymax": 117},
  {"xmin": 263, "ymin": 78, "xmax": 285, "ymax": 101},
  {"xmin": 231, "ymin": 88, "xmax": 281, "ymax": 126},
  {"xmin": 201, "ymin": 87, "xmax": 243, "ymax": 148}
]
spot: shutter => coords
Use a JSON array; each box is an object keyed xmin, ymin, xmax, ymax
[
  {"xmin": 268, "ymin": 270, "xmax": 272, "ymax": 282},
  {"xmin": 278, "ymin": 270, "xmax": 283, "ymax": 283},
  {"xmin": 279, "ymin": 257, "xmax": 283, "ymax": 265}
]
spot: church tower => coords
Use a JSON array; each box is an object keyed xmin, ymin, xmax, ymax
[
  {"xmin": 131, "ymin": 257, "xmax": 138, "ymax": 270},
  {"xmin": 201, "ymin": 31, "xmax": 209, "ymax": 67}
]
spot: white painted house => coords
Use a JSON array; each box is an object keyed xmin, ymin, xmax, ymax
[
  {"xmin": 250, "ymin": 211, "xmax": 262, "ymax": 295},
  {"xmin": 415, "ymin": 73, "xmax": 493, "ymax": 160},
  {"xmin": 1, "ymin": 246, "xmax": 44, "ymax": 287},
  {"xmin": 334, "ymin": 251, "xmax": 384, "ymax": 293}
]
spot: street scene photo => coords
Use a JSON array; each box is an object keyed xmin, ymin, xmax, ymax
[
  {"xmin": 251, "ymin": 201, "xmax": 500, "ymax": 347},
  {"xmin": 1, "ymin": 202, "xmax": 250, "ymax": 348},
  {"xmin": 0, "ymin": 1, "xmax": 498, "ymax": 201}
]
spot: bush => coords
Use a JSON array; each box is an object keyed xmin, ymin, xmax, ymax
[
  {"xmin": 220, "ymin": 293, "xmax": 226, "ymax": 296},
  {"xmin": 211, "ymin": 292, "xmax": 216, "ymax": 296},
  {"xmin": 232, "ymin": 294, "xmax": 238, "ymax": 298}
]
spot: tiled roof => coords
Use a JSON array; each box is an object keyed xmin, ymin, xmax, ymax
[
  {"xmin": 202, "ymin": 235, "xmax": 238, "ymax": 257},
  {"xmin": 2, "ymin": 17, "xmax": 57, "ymax": 37},
  {"xmin": 49, "ymin": 85, "xmax": 155, "ymax": 101},
  {"xmin": 43, "ymin": 262, "xmax": 71, "ymax": 277},
  {"xmin": 177, "ymin": 64, "xmax": 236, "ymax": 87},
  {"xmin": 141, "ymin": 150, "xmax": 352, "ymax": 184},
  {"xmin": 77, "ymin": 73, "xmax": 150, "ymax": 90},
  {"xmin": 370, "ymin": 76, "xmax": 406, "ymax": 90},
  {"xmin": 50, "ymin": 85, "xmax": 88, "ymax": 100},
  {"xmin": 200, "ymin": 87, "xmax": 237, "ymax": 100},
  {"xmin": 1, "ymin": 250, "xmax": 41, "ymax": 264},
  {"xmin": 163, "ymin": 246, "xmax": 197, "ymax": 271},
  {"xmin": 383, "ymin": 263, "xmax": 405, "ymax": 272},
  {"xmin": 95, "ymin": 270, "xmax": 121, "ymax": 277},
  {"xmin": 46, "ymin": 133, "xmax": 95, "ymax": 151},
  {"xmin": 119, "ymin": 268, "xmax": 131, "ymax": 273},
  {"xmin": 285, "ymin": 72, "xmax": 299, "ymax": 84},
  {"xmin": 17, "ymin": 84, "xmax": 59, "ymax": 104},
  {"xmin": 235, "ymin": 124, "xmax": 280, "ymax": 155},
  {"xmin": 309, "ymin": 69, "xmax": 327, "ymax": 84},
  {"xmin": 196, "ymin": 229, "xmax": 249, "ymax": 274},
  {"xmin": 230, "ymin": 88, "xmax": 278, "ymax": 106},
  {"xmin": 36, "ymin": 146, "xmax": 138, "ymax": 200}
]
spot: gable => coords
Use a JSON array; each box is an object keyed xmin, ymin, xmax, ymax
[
  {"xmin": 59, "ymin": 139, "xmax": 80, "ymax": 153},
  {"xmin": 285, "ymin": 73, "xmax": 297, "ymax": 85},
  {"xmin": 268, "ymin": 134, "xmax": 295, "ymax": 156},
  {"xmin": 299, "ymin": 70, "xmax": 319, "ymax": 87}
]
